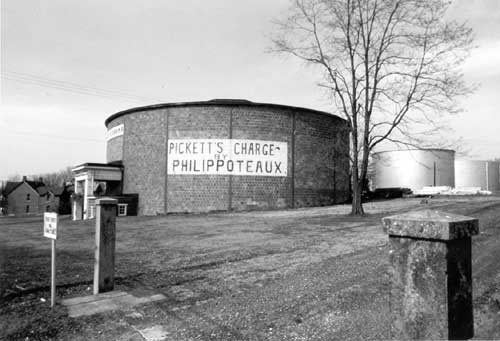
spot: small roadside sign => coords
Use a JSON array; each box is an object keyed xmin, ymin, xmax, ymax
[
  {"xmin": 43, "ymin": 212, "xmax": 58, "ymax": 240},
  {"xmin": 43, "ymin": 212, "xmax": 58, "ymax": 307}
]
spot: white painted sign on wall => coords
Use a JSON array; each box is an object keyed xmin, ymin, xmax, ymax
[
  {"xmin": 167, "ymin": 139, "xmax": 288, "ymax": 176},
  {"xmin": 106, "ymin": 124, "xmax": 124, "ymax": 141}
]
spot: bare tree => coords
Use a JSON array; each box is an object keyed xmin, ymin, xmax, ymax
[
  {"xmin": 6, "ymin": 174, "xmax": 22, "ymax": 182},
  {"xmin": 6, "ymin": 167, "xmax": 73, "ymax": 187},
  {"xmin": 272, "ymin": 0, "xmax": 473, "ymax": 214},
  {"xmin": 31, "ymin": 166, "xmax": 73, "ymax": 187}
]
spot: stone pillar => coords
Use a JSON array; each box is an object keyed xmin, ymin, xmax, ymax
[
  {"xmin": 382, "ymin": 210, "xmax": 478, "ymax": 340},
  {"xmin": 94, "ymin": 198, "xmax": 117, "ymax": 295}
]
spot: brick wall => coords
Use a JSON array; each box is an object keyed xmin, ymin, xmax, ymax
[
  {"xmin": 166, "ymin": 106, "xmax": 231, "ymax": 212},
  {"xmin": 230, "ymin": 107, "xmax": 293, "ymax": 210},
  {"xmin": 121, "ymin": 110, "xmax": 167, "ymax": 215},
  {"xmin": 106, "ymin": 102, "xmax": 350, "ymax": 214},
  {"xmin": 107, "ymin": 136, "xmax": 123, "ymax": 163},
  {"xmin": 294, "ymin": 112, "xmax": 350, "ymax": 206}
]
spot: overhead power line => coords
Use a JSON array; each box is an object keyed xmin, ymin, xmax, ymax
[
  {"xmin": 1, "ymin": 70, "xmax": 164, "ymax": 103},
  {"xmin": 3, "ymin": 130, "xmax": 105, "ymax": 143}
]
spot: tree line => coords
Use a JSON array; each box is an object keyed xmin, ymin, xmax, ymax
[{"xmin": 4, "ymin": 166, "xmax": 74, "ymax": 188}]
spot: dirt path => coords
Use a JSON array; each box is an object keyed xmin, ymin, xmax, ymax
[{"xmin": 1, "ymin": 197, "xmax": 500, "ymax": 340}]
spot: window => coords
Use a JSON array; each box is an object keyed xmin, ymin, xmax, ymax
[
  {"xmin": 118, "ymin": 204, "xmax": 128, "ymax": 216},
  {"xmin": 26, "ymin": 194, "xmax": 30, "ymax": 201},
  {"xmin": 26, "ymin": 205, "xmax": 30, "ymax": 213}
]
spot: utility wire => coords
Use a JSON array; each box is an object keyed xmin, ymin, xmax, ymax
[
  {"xmin": 2, "ymin": 70, "xmax": 156, "ymax": 101},
  {"xmin": 1, "ymin": 70, "xmax": 164, "ymax": 103},
  {"xmin": 3, "ymin": 130, "xmax": 105, "ymax": 142},
  {"xmin": 2, "ymin": 74, "xmax": 144, "ymax": 103},
  {"xmin": 3, "ymin": 70, "xmax": 160, "ymax": 101}
]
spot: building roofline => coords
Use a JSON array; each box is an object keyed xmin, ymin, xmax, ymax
[
  {"xmin": 4, "ymin": 180, "xmax": 39, "ymax": 196},
  {"xmin": 72, "ymin": 162, "xmax": 123, "ymax": 172},
  {"xmin": 105, "ymin": 99, "xmax": 346, "ymax": 127},
  {"xmin": 455, "ymin": 159, "xmax": 500, "ymax": 163},
  {"xmin": 373, "ymin": 148, "xmax": 456, "ymax": 155},
  {"xmin": 4, "ymin": 182, "xmax": 22, "ymax": 196}
]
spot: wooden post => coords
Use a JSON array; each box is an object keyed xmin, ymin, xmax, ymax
[
  {"xmin": 382, "ymin": 210, "xmax": 478, "ymax": 340},
  {"xmin": 93, "ymin": 198, "xmax": 117, "ymax": 295}
]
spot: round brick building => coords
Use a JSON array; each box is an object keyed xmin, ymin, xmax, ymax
[{"xmin": 105, "ymin": 99, "xmax": 350, "ymax": 215}]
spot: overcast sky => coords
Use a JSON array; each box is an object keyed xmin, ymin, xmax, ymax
[{"xmin": 1, "ymin": 0, "xmax": 499, "ymax": 180}]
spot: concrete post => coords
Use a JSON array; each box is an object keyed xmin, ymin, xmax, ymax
[
  {"xmin": 382, "ymin": 210, "xmax": 478, "ymax": 340},
  {"xmin": 94, "ymin": 198, "xmax": 117, "ymax": 295}
]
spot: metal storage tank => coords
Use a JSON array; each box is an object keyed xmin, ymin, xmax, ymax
[
  {"xmin": 105, "ymin": 99, "xmax": 350, "ymax": 214},
  {"xmin": 455, "ymin": 160, "xmax": 499, "ymax": 191},
  {"xmin": 372, "ymin": 149, "xmax": 455, "ymax": 191}
]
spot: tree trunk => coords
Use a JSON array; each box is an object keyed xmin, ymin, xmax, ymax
[
  {"xmin": 351, "ymin": 163, "xmax": 365, "ymax": 215},
  {"xmin": 351, "ymin": 183, "xmax": 364, "ymax": 215},
  {"xmin": 353, "ymin": 135, "xmax": 370, "ymax": 216}
]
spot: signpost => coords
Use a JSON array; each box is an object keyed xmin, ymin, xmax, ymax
[{"xmin": 43, "ymin": 212, "xmax": 58, "ymax": 307}]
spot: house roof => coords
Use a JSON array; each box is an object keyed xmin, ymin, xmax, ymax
[
  {"xmin": 3, "ymin": 182, "xmax": 18, "ymax": 196},
  {"xmin": 35, "ymin": 185, "xmax": 50, "ymax": 196},
  {"xmin": 4, "ymin": 180, "xmax": 48, "ymax": 196},
  {"xmin": 50, "ymin": 186, "xmax": 65, "ymax": 196}
]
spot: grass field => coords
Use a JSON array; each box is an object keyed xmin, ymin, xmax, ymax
[{"xmin": 1, "ymin": 197, "xmax": 500, "ymax": 340}]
